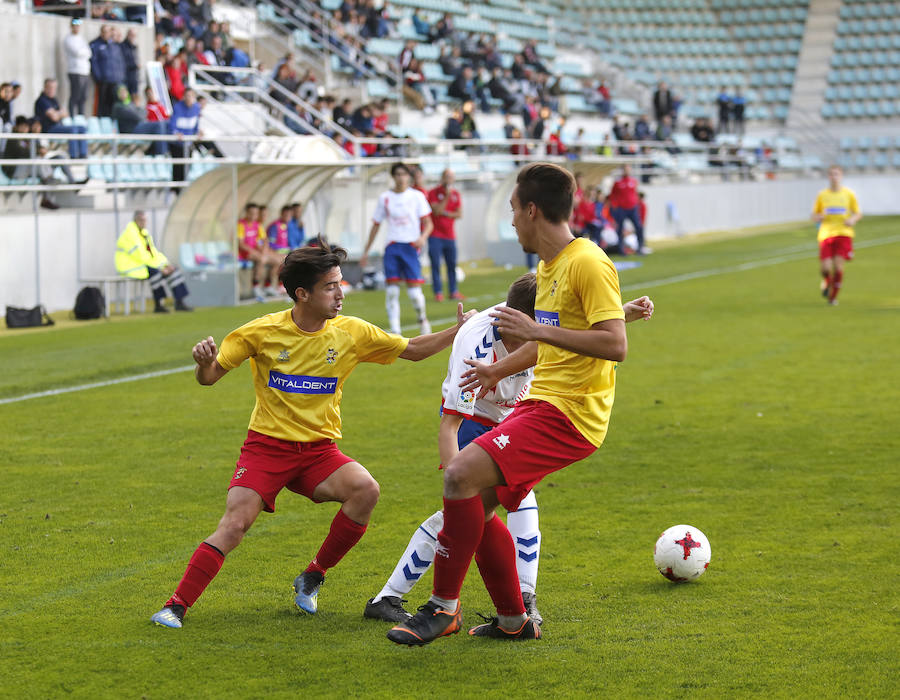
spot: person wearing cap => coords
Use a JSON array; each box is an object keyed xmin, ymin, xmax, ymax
[{"xmin": 64, "ymin": 18, "xmax": 92, "ymax": 116}]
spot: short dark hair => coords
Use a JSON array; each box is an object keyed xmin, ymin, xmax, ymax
[
  {"xmin": 515, "ymin": 162, "xmax": 575, "ymax": 224},
  {"xmin": 505, "ymin": 272, "xmax": 537, "ymax": 319},
  {"xmin": 280, "ymin": 205, "xmax": 291, "ymax": 215},
  {"xmin": 390, "ymin": 162, "xmax": 410, "ymax": 176},
  {"xmin": 279, "ymin": 237, "xmax": 347, "ymax": 301}
]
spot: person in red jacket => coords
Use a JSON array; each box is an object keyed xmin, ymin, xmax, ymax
[{"xmin": 607, "ymin": 164, "xmax": 647, "ymax": 255}]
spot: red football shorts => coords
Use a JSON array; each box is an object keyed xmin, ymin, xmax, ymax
[
  {"xmin": 473, "ymin": 400, "xmax": 597, "ymax": 511},
  {"xmin": 230, "ymin": 430, "xmax": 355, "ymax": 512},
  {"xmin": 819, "ymin": 235, "xmax": 853, "ymax": 261}
]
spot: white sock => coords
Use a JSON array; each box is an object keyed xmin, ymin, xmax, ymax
[
  {"xmin": 406, "ymin": 285, "xmax": 427, "ymax": 322},
  {"xmin": 385, "ymin": 284, "xmax": 401, "ymax": 334},
  {"xmin": 374, "ymin": 510, "xmax": 443, "ymax": 602},
  {"xmin": 506, "ymin": 490, "xmax": 540, "ymax": 594},
  {"xmin": 498, "ymin": 613, "xmax": 527, "ymax": 630},
  {"xmin": 428, "ymin": 594, "xmax": 459, "ymax": 612}
]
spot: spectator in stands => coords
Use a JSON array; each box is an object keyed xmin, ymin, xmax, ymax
[
  {"xmin": 187, "ymin": 4, "xmax": 213, "ymax": 41},
  {"xmin": 116, "ymin": 210, "xmax": 193, "ymax": 312},
  {"xmin": 528, "ymin": 105, "xmax": 551, "ymax": 140},
  {"xmin": 288, "ymin": 202, "xmax": 306, "ymax": 250},
  {"xmin": 0, "ymin": 83, "xmax": 11, "ymax": 129},
  {"xmin": 333, "ymin": 98, "xmax": 352, "ymax": 130},
  {"xmin": 371, "ymin": 98, "xmax": 390, "ymax": 136},
  {"xmin": 655, "ymin": 115, "xmax": 675, "ymax": 151},
  {"xmin": 402, "ymin": 59, "xmax": 435, "ymax": 114},
  {"xmin": 272, "ymin": 53, "xmax": 297, "ymax": 82},
  {"xmin": 8, "ymin": 81, "xmax": 22, "ymax": 121},
  {"xmin": 112, "ymin": 85, "xmax": 169, "ymax": 155},
  {"xmin": 412, "ymin": 8, "xmax": 430, "ymax": 37},
  {"xmin": 427, "ymin": 168, "xmax": 463, "ymax": 302},
  {"xmin": 270, "ymin": 62, "xmax": 298, "ymax": 105},
  {"xmin": 204, "ymin": 35, "xmax": 227, "ymax": 68},
  {"xmin": 145, "ymin": 86, "xmax": 169, "ymax": 121},
  {"xmin": 90, "ymin": 25, "xmax": 113, "ymax": 116},
  {"xmin": 186, "ymin": 38, "xmax": 210, "ymax": 68},
  {"xmin": 1, "ymin": 117, "xmax": 66, "ymax": 208},
  {"xmin": 521, "ymin": 40, "xmax": 548, "ymax": 74},
  {"xmin": 690, "ymin": 117, "xmax": 715, "ymax": 142},
  {"xmin": 168, "ymin": 87, "xmax": 201, "ymax": 184},
  {"xmin": 459, "ymin": 100, "xmax": 481, "ymax": 140},
  {"xmin": 34, "ymin": 78, "xmax": 88, "ymax": 159},
  {"xmin": 652, "ymin": 80, "xmax": 673, "ymax": 124},
  {"xmin": 596, "ymin": 133, "xmax": 613, "ymax": 157},
  {"xmin": 443, "ymin": 107, "xmax": 463, "ymax": 140},
  {"xmin": 428, "ymin": 13, "xmax": 454, "ymax": 43},
  {"xmin": 121, "ymin": 28, "xmax": 140, "ymax": 99},
  {"xmin": 297, "ymin": 70, "xmax": 319, "ymax": 103},
  {"xmin": 571, "ymin": 173, "xmax": 595, "ymax": 239},
  {"xmin": 399, "ymin": 40, "xmax": 416, "ymax": 73},
  {"xmin": 595, "ymin": 79, "xmax": 612, "ymax": 116},
  {"xmin": 670, "ymin": 93, "xmax": 683, "ymax": 129},
  {"xmin": 351, "ymin": 103, "xmax": 374, "ymax": 133},
  {"xmin": 164, "ymin": 53, "xmax": 187, "ymax": 102},
  {"xmin": 105, "ymin": 29, "xmax": 127, "ymax": 114},
  {"xmin": 732, "ymin": 88, "xmax": 746, "ymax": 136},
  {"xmin": 63, "ymin": 19, "xmax": 92, "ymax": 117},
  {"xmin": 489, "ymin": 68, "xmax": 522, "ymax": 115},
  {"xmin": 448, "ymin": 66, "xmax": 477, "ymax": 104},
  {"xmin": 608, "ymin": 164, "xmax": 647, "ymax": 255},
  {"xmin": 547, "ymin": 122, "xmax": 567, "ymax": 156},
  {"xmin": 634, "ymin": 114, "xmax": 651, "ymax": 142},
  {"xmin": 716, "ymin": 87, "xmax": 732, "ymax": 134},
  {"xmin": 511, "ymin": 54, "xmax": 528, "ymax": 82},
  {"xmin": 439, "ymin": 45, "xmax": 462, "ymax": 78},
  {"xmin": 508, "ymin": 126, "xmax": 530, "ymax": 166}
]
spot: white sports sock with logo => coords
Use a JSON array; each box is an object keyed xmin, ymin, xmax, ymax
[
  {"xmin": 406, "ymin": 285, "xmax": 427, "ymax": 321},
  {"xmin": 374, "ymin": 510, "xmax": 443, "ymax": 602},
  {"xmin": 506, "ymin": 490, "xmax": 540, "ymax": 594},
  {"xmin": 385, "ymin": 284, "xmax": 401, "ymax": 334}
]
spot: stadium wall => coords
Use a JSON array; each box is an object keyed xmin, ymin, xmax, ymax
[{"xmin": 3, "ymin": 175, "xmax": 898, "ymax": 313}]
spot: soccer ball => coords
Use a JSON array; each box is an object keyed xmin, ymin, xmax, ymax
[{"xmin": 654, "ymin": 524, "xmax": 711, "ymax": 582}]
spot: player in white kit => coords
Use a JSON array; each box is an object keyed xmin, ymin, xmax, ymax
[
  {"xmin": 363, "ymin": 273, "xmax": 547, "ymax": 624},
  {"xmin": 361, "ymin": 162, "xmax": 433, "ymax": 335}
]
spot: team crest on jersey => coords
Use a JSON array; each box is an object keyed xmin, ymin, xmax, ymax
[
  {"xmin": 325, "ymin": 348, "xmax": 338, "ymax": 364},
  {"xmin": 277, "ymin": 349, "xmax": 290, "ymax": 362},
  {"xmin": 549, "ymin": 279, "xmax": 558, "ymax": 296},
  {"xmin": 234, "ymin": 467, "xmax": 247, "ymax": 480}
]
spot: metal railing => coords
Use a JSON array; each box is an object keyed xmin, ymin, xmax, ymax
[{"xmin": 19, "ymin": 0, "xmax": 153, "ymax": 25}]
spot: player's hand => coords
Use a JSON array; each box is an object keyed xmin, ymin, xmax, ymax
[
  {"xmin": 456, "ymin": 302, "xmax": 477, "ymax": 327},
  {"xmin": 490, "ymin": 305, "xmax": 538, "ymax": 343},
  {"xmin": 192, "ymin": 336, "xmax": 218, "ymax": 366},
  {"xmin": 460, "ymin": 358, "xmax": 498, "ymax": 399},
  {"xmin": 412, "ymin": 235, "xmax": 427, "ymax": 251},
  {"xmin": 623, "ymin": 295, "xmax": 654, "ymax": 322},
  {"xmin": 359, "ymin": 253, "xmax": 369, "ymax": 268}
]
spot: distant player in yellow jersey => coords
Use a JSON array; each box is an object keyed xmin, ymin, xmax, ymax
[
  {"xmin": 151, "ymin": 240, "xmax": 474, "ymax": 629},
  {"xmin": 388, "ymin": 163, "xmax": 654, "ymax": 646},
  {"xmin": 812, "ymin": 165, "xmax": 862, "ymax": 306}
]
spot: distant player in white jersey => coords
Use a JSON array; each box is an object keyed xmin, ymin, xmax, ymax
[
  {"xmin": 361, "ymin": 162, "xmax": 433, "ymax": 335},
  {"xmin": 364, "ymin": 273, "xmax": 545, "ymax": 624}
]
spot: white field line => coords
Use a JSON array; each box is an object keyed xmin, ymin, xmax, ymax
[{"xmin": 3, "ymin": 234, "xmax": 899, "ymax": 406}]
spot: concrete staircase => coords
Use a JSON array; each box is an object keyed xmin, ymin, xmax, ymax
[{"xmin": 786, "ymin": 0, "xmax": 841, "ymax": 161}]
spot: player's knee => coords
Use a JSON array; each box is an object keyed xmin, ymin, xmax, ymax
[
  {"xmin": 442, "ymin": 462, "xmax": 474, "ymax": 497},
  {"xmin": 352, "ymin": 475, "xmax": 380, "ymax": 510}
]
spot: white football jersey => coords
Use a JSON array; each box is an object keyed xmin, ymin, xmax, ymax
[
  {"xmin": 372, "ymin": 188, "xmax": 432, "ymax": 244},
  {"xmin": 440, "ymin": 303, "xmax": 533, "ymax": 425}
]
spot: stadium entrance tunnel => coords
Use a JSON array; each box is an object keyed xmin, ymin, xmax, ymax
[{"xmin": 162, "ymin": 163, "xmax": 347, "ymax": 306}]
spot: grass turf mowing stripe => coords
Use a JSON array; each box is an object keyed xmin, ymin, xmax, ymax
[{"xmin": 3, "ymin": 234, "xmax": 897, "ymax": 406}]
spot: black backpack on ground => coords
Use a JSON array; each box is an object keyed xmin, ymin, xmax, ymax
[{"xmin": 73, "ymin": 286, "xmax": 105, "ymax": 320}]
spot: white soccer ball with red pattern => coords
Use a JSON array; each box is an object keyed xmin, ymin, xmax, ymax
[{"xmin": 654, "ymin": 525, "xmax": 711, "ymax": 582}]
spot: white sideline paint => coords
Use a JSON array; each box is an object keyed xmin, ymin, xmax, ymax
[{"xmin": 3, "ymin": 234, "xmax": 899, "ymax": 406}]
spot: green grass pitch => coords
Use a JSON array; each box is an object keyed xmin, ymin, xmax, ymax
[{"xmin": 2, "ymin": 218, "xmax": 898, "ymax": 698}]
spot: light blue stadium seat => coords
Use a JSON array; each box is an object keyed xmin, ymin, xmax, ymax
[
  {"xmin": 154, "ymin": 155, "xmax": 170, "ymax": 181},
  {"xmin": 835, "ymin": 102, "xmax": 850, "ymax": 118},
  {"xmin": 854, "ymin": 153, "xmax": 869, "ymax": 169},
  {"xmin": 99, "ymin": 117, "xmax": 115, "ymax": 135},
  {"xmin": 87, "ymin": 117, "xmax": 102, "ymax": 135},
  {"xmin": 821, "ymin": 103, "xmax": 835, "ymax": 119}
]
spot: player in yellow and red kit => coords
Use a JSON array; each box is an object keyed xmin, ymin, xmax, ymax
[{"xmin": 812, "ymin": 165, "xmax": 862, "ymax": 306}]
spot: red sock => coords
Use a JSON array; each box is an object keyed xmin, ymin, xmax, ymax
[
  {"xmin": 475, "ymin": 514, "xmax": 526, "ymax": 616},
  {"xmin": 829, "ymin": 270, "xmax": 843, "ymax": 302},
  {"xmin": 168, "ymin": 542, "xmax": 225, "ymax": 608},
  {"xmin": 306, "ymin": 508, "xmax": 367, "ymax": 575},
  {"xmin": 432, "ymin": 495, "xmax": 485, "ymax": 600}
]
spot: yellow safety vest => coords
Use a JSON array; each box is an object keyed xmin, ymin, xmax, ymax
[{"xmin": 115, "ymin": 221, "xmax": 170, "ymax": 279}]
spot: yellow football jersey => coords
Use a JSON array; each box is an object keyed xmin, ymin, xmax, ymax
[
  {"xmin": 528, "ymin": 238, "xmax": 626, "ymax": 448},
  {"xmin": 813, "ymin": 187, "xmax": 860, "ymax": 242},
  {"xmin": 216, "ymin": 310, "xmax": 408, "ymax": 442}
]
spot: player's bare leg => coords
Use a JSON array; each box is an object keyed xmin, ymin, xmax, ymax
[
  {"xmin": 151, "ymin": 486, "xmax": 264, "ymax": 628},
  {"xmin": 293, "ymin": 462, "xmax": 379, "ymax": 614},
  {"xmin": 820, "ymin": 257, "xmax": 833, "ymax": 299}
]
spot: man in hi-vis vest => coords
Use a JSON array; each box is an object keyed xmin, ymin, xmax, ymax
[{"xmin": 115, "ymin": 210, "xmax": 192, "ymax": 313}]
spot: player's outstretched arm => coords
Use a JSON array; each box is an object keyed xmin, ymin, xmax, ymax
[
  {"xmin": 193, "ymin": 336, "xmax": 228, "ymax": 386},
  {"xmin": 491, "ymin": 306, "xmax": 627, "ymax": 362},
  {"xmin": 399, "ymin": 303, "xmax": 477, "ymax": 361},
  {"xmin": 623, "ymin": 296, "xmax": 654, "ymax": 322},
  {"xmin": 459, "ymin": 341, "xmax": 538, "ymax": 398}
]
